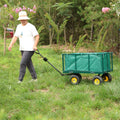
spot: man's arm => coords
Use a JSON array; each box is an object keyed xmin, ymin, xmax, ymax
[
  {"xmin": 8, "ymin": 36, "xmax": 18, "ymax": 51},
  {"xmin": 33, "ymin": 35, "xmax": 39, "ymax": 51}
]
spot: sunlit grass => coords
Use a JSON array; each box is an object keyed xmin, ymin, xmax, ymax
[{"xmin": 0, "ymin": 40, "xmax": 120, "ymax": 120}]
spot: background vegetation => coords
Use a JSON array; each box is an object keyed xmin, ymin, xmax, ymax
[{"xmin": 0, "ymin": 0, "xmax": 120, "ymax": 53}]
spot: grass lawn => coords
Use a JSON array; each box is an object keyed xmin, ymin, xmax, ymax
[{"xmin": 0, "ymin": 39, "xmax": 120, "ymax": 120}]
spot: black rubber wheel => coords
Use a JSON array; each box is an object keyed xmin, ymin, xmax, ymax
[
  {"xmin": 70, "ymin": 74, "xmax": 81, "ymax": 85},
  {"xmin": 92, "ymin": 75, "xmax": 103, "ymax": 86},
  {"xmin": 74, "ymin": 73, "xmax": 82, "ymax": 83},
  {"xmin": 102, "ymin": 73, "xmax": 112, "ymax": 82}
]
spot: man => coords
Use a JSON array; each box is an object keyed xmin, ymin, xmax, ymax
[{"xmin": 8, "ymin": 11, "xmax": 39, "ymax": 83}]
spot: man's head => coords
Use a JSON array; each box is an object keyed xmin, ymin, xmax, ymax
[{"xmin": 18, "ymin": 11, "xmax": 30, "ymax": 21}]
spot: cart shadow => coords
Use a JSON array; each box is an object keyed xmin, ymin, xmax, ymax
[{"xmin": 81, "ymin": 77, "xmax": 92, "ymax": 84}]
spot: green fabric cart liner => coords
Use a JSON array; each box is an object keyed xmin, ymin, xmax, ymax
[{"xmin": 62, "ymin": 52, "xmax": 113, "ymax": 74}]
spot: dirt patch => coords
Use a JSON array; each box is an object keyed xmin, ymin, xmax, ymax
[
  {"xmin": 1, "ymin": 65, "xmax": 9, "ymax": 69},
  {"xmin": 40, "ymin": 44, "xmax": 94, "ymax": 53},
  {"xmin": 40, "ymin": 89, "xmax": 49, "ymax": 93}
]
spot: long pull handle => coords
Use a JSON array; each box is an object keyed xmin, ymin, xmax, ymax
[
  {"xmin": 35, "ymin": 49, "xmax": 64, "ymax": 76},
  {"xmin": 35, "ymin": 49, "xmax": 47, "ymax": 61}
]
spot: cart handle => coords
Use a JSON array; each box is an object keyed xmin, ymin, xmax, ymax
[
  {"xmin": 35, "ymin": 49, "xmax": 48, "ymax": 62},
  {"xmin": 35, "ymin": 49, "xmax": 65, "ymax": 76}
]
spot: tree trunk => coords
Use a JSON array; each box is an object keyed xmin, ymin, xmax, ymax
[
  {"xmin": 118, "ymin": 17, "xmax": 120, "ymax": 57},
  {"xmin": 49, "ymin": 0, "xmax": 52, "ymax": 45},
  {"xmin": 57, "ymin": 32, "xmax": 60, "ymax": 45},
  {"xmin": 49, "ymin": 27, "xmax": 52, "ymax": 45},
  {"xmin": 3, "ymin": 27, "xmax": 6, "ymax": 55},
  {"xmin": 64, "ymin": 27, "xmax": 67, "ymax": 45},
  {"xmin": 118, "ymin": 28, "xmax": 120, "ymax": 57},
  {"xmin": 90, "ymin": 23, "xmax": 94, "ymax": 41}
]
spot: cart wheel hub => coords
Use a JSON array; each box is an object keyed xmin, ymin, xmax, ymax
[
  {"xmin": 103, "ymin": 76, "xmax": 109, "ymax": 82},
  {"xmin": 71, "ymin": 78, "xmax": 77, "ymax": 84},
  {"xmin": 94, "ymin": 79, "xmax": 100, "ymax": 85}
]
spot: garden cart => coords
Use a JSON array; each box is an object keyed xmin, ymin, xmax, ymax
[{"xmin": 36, "ymin": 50, "xmax": 113, "ymax": 86}]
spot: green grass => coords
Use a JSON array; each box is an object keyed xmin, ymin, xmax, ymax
[{"xmin": 0, "ymin": 40, "xmax": 120, "ymax": 120}]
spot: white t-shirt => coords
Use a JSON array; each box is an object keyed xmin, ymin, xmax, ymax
[{"xmin": 14, "ymin": 23, "xmax": 39, "ymax": 51}]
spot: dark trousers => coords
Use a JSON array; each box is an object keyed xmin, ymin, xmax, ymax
[{"xmin": 19, "ymin": 51, "xmax": 37, "ymax": 81}]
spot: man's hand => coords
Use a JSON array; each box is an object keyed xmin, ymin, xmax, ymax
[
  {"xmin": 33, "ymin": 35, "xmax": 39, "ymax": 51},
  {"xmin": 33, "ymin": 46, "xmax": 37, "ymax": 51},
  {"xmin": 8, "ymin": 45, "xmax": 12, "ymax": 51},
  {"xmin": 8, "ymin": 36, "xmax": 18, "ymax": 51}
]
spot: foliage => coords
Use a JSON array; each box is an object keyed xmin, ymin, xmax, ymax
[
  {"xmin": 77, "ymin": 0, "xmax": 119, "ymax": 51},
  {"xmin": 69, "ymin": 34, "xmax": 74, "ymax": 52},
  {"xmin": 75, "ymin": 34, "xmax": 87, "ymax": 52},
  {"xmin": 0, "ymin": 3, "xmax": 37, "ymax": 33},
  {"xmin": 45, "ymin": 13, "xmax": 68, "ymax": 44},
  {"xmin": 96, "ymin": 27, "xmax": 108, "ymax": 51},
  {"xmin": 38, "ymin": 25, "xmax": 45, "ymax": 34},
  {"xmin": 0, "ymin": 0, "xmax": 120, "ymax": 53},
  {"xmin": 52, "ymin": 2, "xmax": 73, "ymax": 19},
  {"xmin": 0, "ymin": 109, "xmax": 7, "ymax": 120}
]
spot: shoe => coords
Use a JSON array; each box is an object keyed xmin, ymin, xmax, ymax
[
  {"xmin": 18, "ymin": 81, "xmax": 22, "ymax": 84},
  {"xmin": 30, "ymin": 79, "xmax": 37, "ymax": 82}
]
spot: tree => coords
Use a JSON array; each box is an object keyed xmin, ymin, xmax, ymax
[
  {"xmin": 52, "ymin": 2, "xmax": 73, "ymax": 44},
  {"xmin": 45, "ymin": 13, "xmax": 67, "ymax": 45},
  {"xmin": 0, "ymin": 4, "xmax": 14, "ymax": 55}
]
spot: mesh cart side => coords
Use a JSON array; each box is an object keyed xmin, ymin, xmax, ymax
[{"xmin": 62, "ymin": 52, "xmax": 113, "ymax": 74}]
